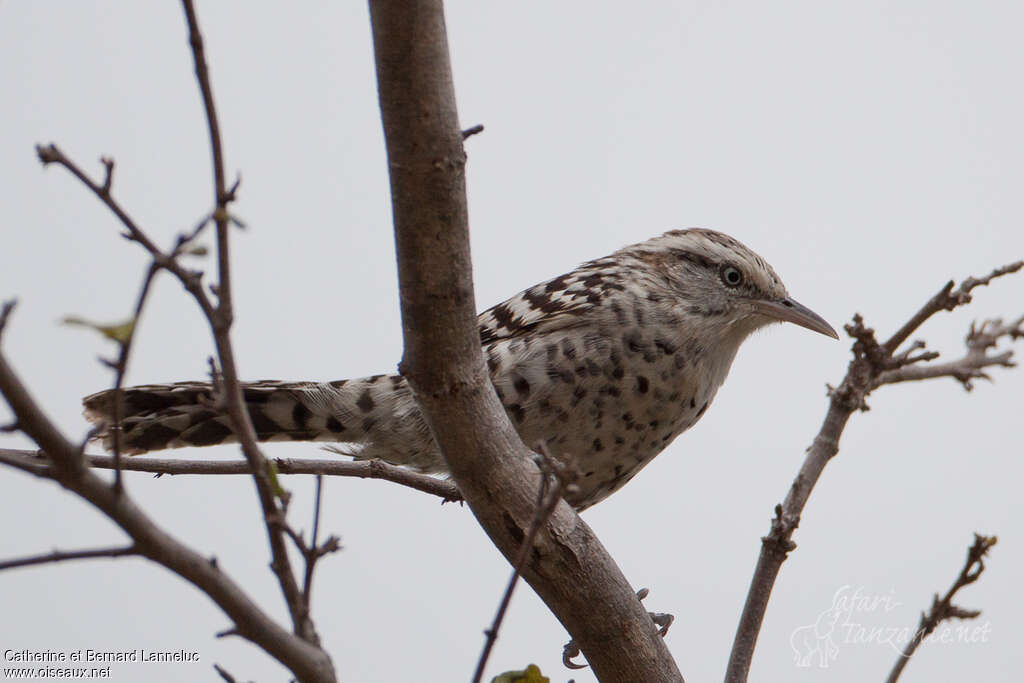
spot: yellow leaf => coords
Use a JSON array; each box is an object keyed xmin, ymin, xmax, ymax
[
  {"xmin": 491, "ymin": 664, "xmax": 549, "ymax": 683},
  {"xmin": 61, "ymin": 315, "xmax": 136, "ymax": 344}
]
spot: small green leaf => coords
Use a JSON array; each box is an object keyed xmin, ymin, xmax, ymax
[
  {"xmin": 182, "ymin": 244, "xmax": 208, "ymax": 257},
  {"xmin": 491, "ymin": 664, "xmax": 549, "ymax": 683},
  {"xmin": 61, "ymin": 315, "xmax": 136, "ymax": 344}
]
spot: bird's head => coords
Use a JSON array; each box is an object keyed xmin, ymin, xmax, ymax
[{"xmin": 623, "ymin": 228, "xmax": 839, "ymax": 341}]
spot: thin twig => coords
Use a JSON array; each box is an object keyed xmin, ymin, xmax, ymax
[
  {"xmin": 34, "ymin": 145, "xmax": 215, "ymax": 320},
  {"xmin": 0, "ymin": 299, "xmax": 16, "ymax": 336},
  {"xmin": 105, "ymin": 262, "xmax": 161, "ymax": 493},
  {"xmin": 212, "ymin": 663, "xmax": 239, "ymax": 683},
  {"xmin": 0, "ymin": 545, "xmax": 138, "ymax": 571},
  {"xmin": 471, "ymin": 448, "xmax": 571, "ymax": 683},
  {"xmin": 725, "ymin": 264, "xmax": 1023, "ymax": 683},
  {"xmin": 180, "ymin": 0, "xmax": 313, "ymax": 644},
  {"xmin": 0, "ymin": 449, "xmax": 464, "ymax": 501},
  {"xmin": 876, "ymin": 316, "xmax": 1023, "ymax": 390},
  {"xmin": 884, "ymin": 261, "xmax": 1023, "ymax": 353},
  {"xmin": 461, "ymin": 124, "xmax": 484, "ymax": 140},
  {"xmin": 302, "ymin": 475, "xmax": 324, "ymax": 606},
  {"xmin": 885, "ymin": 534, "xmax": 997, "ymax": 683}
]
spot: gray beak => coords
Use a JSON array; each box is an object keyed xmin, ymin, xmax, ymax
[{"xmin": 753, "ymin": 297, "xmax": 839, "ymax": 339}]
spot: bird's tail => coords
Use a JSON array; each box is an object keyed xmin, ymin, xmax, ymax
[{"xmin": 82, "ymin": 377, "xmax": 396, "ymax": 455}]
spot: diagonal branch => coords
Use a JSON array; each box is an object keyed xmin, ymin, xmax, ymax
[
  {"xmin": 725, "ymin": 263, "xmax": 1022, "ymax": 683},
  {"xmin": 883, "ymin": 261, "xmax": 1023, "ymax": 353},
  {"xmin": 34, "ymin": 144, "xmax": 215, "ymax": 320},
  {"xmin": 885, "ymin": 534, "xmax": 996, "ymax": 683},
  {"xmin": 179, "ymin": 0, "xmax": 313, "ymax": 645},
  {"xmin": 369, "ymin": 2, "xmax": 682, "ymax": 681},
  {"xmin": 472, "ymin": 449, "xmax": 576, "ymax": 683}
]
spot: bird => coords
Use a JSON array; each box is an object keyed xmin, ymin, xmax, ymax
[{"xmin": 83, "ymin": 229, "xmax": 838, "ymax": 510}]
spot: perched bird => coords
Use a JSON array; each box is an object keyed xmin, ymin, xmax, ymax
[{"xmin": 84, "ymin": 229, "xmax": 837, "ymax": 509}]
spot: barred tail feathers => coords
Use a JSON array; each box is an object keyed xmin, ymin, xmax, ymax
[{"xmin": 82, "ymin": 375, "xmax": 439, "ymax": 470}]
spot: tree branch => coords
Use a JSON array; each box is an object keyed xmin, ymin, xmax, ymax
[
  {"xmin": 11, "ymin": 2, "xmax": 334, "ymax": 678},
  {"xmin": 179, "ymin": 0, "xmax": 314, "ymax": 645},
  {"xmin": 0, "ymin": 343, "xmax": 334, "ymax": 682},
  {"xmin": 885, "ymin": 534, "xmax": 996, "ymax": 683},
  {"xmin": 0, "ymin": 446, "xmax": 51, "ymax": 478},
  {"xmin": 368, "ymin": 2, "xmax": 682, "ymax": 680},
  {"xmin": 103, "ymin": 261, "xmax": 161, "ymax": 493},
  {"xmin": 0, "ymin": 449, "xmax": 463, "ymax": 501},
  {"xmin": 472, "ymin": 450, "xmax": 575, "ymax": 683},
  {"xmin": 883, "ymin": 261, "xmax": 1023, "ymax": 353},
  {"xmin": 875, "ymin": 316, "xmax": 1023, "ymax": 390},
  {"xmin": 33, "ymin": 144, "xmax": 216, "ymax": 320},
  {"xmin": 725, "ymin": 264, "xmax": 1022, "ymax": 683},
  {"xmin": 0, "ymin": 545, "xmax": 138, "ymax": 572}
]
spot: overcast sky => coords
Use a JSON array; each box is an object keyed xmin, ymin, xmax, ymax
[{"xmin": 2, "ymin": 2, "xmax": 1023, "ymax": 682}]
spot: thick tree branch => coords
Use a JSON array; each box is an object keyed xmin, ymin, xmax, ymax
[
  {"xmin": 725, "ymin": 265, "xmax": 1021, "ymax": 683},
  {"xmin": 368, "ymin": 2, "xmax": 682, "ymax": 681},
  {"xmin": 885, "ymin": 534, "xmax": 996, "ymax": 683}
]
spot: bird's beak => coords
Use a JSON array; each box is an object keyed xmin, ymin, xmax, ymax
[{"xmin": 753, "ymin": 297, "xmax": 839, "ymax": 339}]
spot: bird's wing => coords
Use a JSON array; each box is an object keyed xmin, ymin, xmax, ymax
[{"xmin": 477, "ymin": 259, "xmax": 623, "ymax": 344}]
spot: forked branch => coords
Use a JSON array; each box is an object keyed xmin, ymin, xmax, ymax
[
  {"xmin": 726, "ymin": 263, "xmax": 1021, "ymax": 683},
  {"xmin": 885, "ymin": 534, "xmax": 996, "ymax": 683}
]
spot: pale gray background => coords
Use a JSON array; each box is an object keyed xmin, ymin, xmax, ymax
[{"xmin": 2, "ymin": 2, "xmax": 1022, "ymax": 682}]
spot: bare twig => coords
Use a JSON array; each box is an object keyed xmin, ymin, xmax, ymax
[
  {"xmin": 461, "ymin": 124, "xmax": 485, "ymax": 139},
  {"xmin": 0, "ymin": 299, "xmax": 16, "ymax": 336},
  {"xmin": 212, "ymin": 663, "xmax": 239, "ymax": 683},
  {"xmin": 875, "ymin": 316, "xmax": 1023, "ymax": 390},
  {"xmin": 883, "ymin": 261, "xmax": 1023, "ymax": 353},
  {"xmin": 104, "ymin": 262, "xmax": 161, "ymax": 493},
  {"xmin": 885, "ymin": 534, "xmax": 997, "ymax": 683},
  {"xmin": 34, "ymin": 145, "xmax": 215, "ymax": 320},
  {"xmin": 0, "ymin": 544, "xmax": 138, "ymax": 571},
  {"xmin": 725, "ymin": 264, "xmax": 1022, "ymax": 683},
  {"xmin": 0, "ymin": 449, "xmax": 464, "ymax": 501},
  {"xmin": 179, "ymin": 0, "xmax": 314, "ymax": 645},
  {"xmin": 472, "ymin": 448, "xmax": 571, "ymax": 683},
  {"xmin": 300, "ymin": 475, "xmax": 336, "ymax": 609}
]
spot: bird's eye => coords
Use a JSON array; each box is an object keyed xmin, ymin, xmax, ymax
[{"xmin": 720, "ymin": 265, "xmax": 743, "ymax": 287}]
